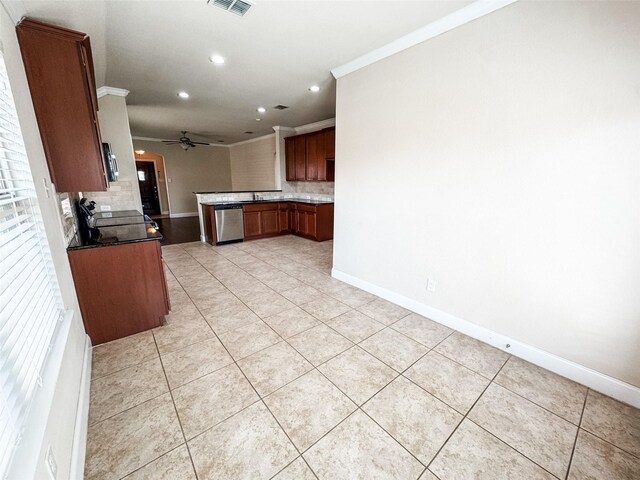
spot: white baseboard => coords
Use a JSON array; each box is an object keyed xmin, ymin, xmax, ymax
[
  {"xmin": 161, "ymin": 210, "xmax": 169, "ymax": 215},
  {"xmin": 169, "ymin": 212, "xmax": 199, "ymax": 218},
  {"xmin": 332, "ymin": 268, "xmax": 640, "ymax": 408},
  {"xmin": 69, "ymin": 335, "xmax": 92, "ymax": 480},
  {"xmin": 200, "ymin": 234, "xmax": 206, "ymax": 242}
]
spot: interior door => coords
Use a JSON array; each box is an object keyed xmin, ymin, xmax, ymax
[{"xmin": 136, "ymin": 161, "xmax": 160, "ymax": 215}]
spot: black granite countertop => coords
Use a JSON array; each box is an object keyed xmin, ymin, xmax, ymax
[
  {"xmin": 93, "ymin": 215, "xmax": 146, "ymax": 227},
  {"xmin": 194, "ymin": 190, "xmax": 283, "ymax": 194},
  {"xmin": 68, "ymin": 210, "xmax": 162, "ymax": 250},
  {"xmin": 93, "ymin": 210, "xmax": 143, "ymax": 219},
  {"xmin": 201, "ymin": 199, "xmax": 334, "ymax": 207}
]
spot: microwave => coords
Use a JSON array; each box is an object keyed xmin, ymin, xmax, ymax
[{"xmin": 102, "ymin": 142, "xmax": 119, "ymax": 182}]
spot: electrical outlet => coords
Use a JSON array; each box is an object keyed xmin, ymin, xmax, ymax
[
  {"xmin": 45, "ymin": 446, "xmax": 57, "ymax": 480},
  {"xmin": 427, "ymin": 278, "xmax": 436, "ymax": 292}
]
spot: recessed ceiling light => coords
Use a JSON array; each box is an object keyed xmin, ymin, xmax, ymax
[
  {"xmin": 257, "ymin": 107, "xmax": 266, "ymax": 114},
  {"xmin": 309, "ymin": 85, "xmax": 320, "ymax": 93},
  {"xmin": 209, "ymin": 55, "xmax": 225, "ymax": 65},
  {"xmin": 177, "ymin": 91, "xmax": 189, "ymax": 99},
  {"xmin": 135, "ymin": 150, "xmax": 145, "ymax": 154},
  {"xmin": 255, "ymin": 118, "xmax": 261, "ymax": 121}
]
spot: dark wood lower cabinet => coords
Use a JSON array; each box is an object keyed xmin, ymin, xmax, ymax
[
  {"xmin": 242, "ymin": 202, "xmax": 333, "ymax": 242},
  {"xmin": 202, "ymin": 204, "xmax": 217, "ymax": 245},
  {"xmin": 68, "ymin": 240, "xmax": 169, "ymax": 345}
]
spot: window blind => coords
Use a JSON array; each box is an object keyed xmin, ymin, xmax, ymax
[{"xmin": 0, "ymin": 53, "xmax": 63, "ymax": 477}]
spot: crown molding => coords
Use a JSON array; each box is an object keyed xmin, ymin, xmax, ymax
[
  {"xmin": 272, "ymin": 126, "xmax": 296, "ymax": 133},
  {"xmin": 294, "ymin": 118, "xmax": 336, "ymax": 135},
  {"xmin": 331, "ymin": 0, "xmax": 518, "ymax": 79},
  {"xmin": 227, "ymin": 133, "xmax": 275, "ymax": 148},
  {"xmin": 96, "ymin": 86, "xmax": 130, "ymax": 98}
]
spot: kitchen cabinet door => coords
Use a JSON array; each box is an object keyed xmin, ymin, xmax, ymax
[
  {"xmin": 324, "ymin": 127, "xmax": 335, "ymax": 159},
  {"xmin": 278, "ymin": 203, "xmax": 290, "ymax": 233},
  {"xmin": 293, "ymin": 135, "xmax": 306, "ymax": 180},
  {"xmin": 202, "ymin": 205, "xmax": 217, "ymax": 245},
  {"xmin": 68, "ymin": 240, "xmax": 168, "ymax": 345},
  {"xmin": 289, "ymin": 207, "xmax": 299, "ymax": 234},
  {"xmin": 243, "ymin": 211, "xmax": 262, "ymax": 238},
  {"xmin": 17, "ymin": 18, "xmax": 107, "ymax": 192},
  {"xmin": 261, "ymin": 210, "xmax": 279, "ymax": 235},
  {"xmin": 305, "ymin": 132, "xmax": 322, "ymax": 181},
  {"xmin": 285, "ymin": 137, "xmax": 296, "ymax": 182}
]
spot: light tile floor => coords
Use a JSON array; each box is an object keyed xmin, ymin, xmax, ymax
[{"xmin": 85, "ymin": 236, "xmax": 640, "ymax": 480}]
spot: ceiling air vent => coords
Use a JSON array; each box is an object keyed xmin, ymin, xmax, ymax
[
  {"xmin": 244, "ymin": 131, "xmax": 254, "ymax": 134},
  {"xmin": 208, "ymin": 0, "xmax": 254, "ymax": 16},
  {"xmin": 273, "ymin": 105, "xmax": 289, "ymax": 110}
]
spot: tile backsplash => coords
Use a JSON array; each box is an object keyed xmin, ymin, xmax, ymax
[
  {"xmin": 282, "ymin": 181, "xmax": 334, "ymax": 196},
  {"xmin": 84, "ymin": 180, "xmax": 139, "ymax": 212}
]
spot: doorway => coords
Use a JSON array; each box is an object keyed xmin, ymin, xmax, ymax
[{"xmin": 136, "ymin": 161, "xmax": 161, "ymax": 215}]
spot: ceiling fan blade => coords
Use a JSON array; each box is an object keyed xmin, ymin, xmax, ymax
[
  {"xmin": 162, "ymin": 141, "xmax": 180, "ymax": 144},
  {"xmin": 190, "ymin": 141, "xmax": 210, "ymax": 145}
]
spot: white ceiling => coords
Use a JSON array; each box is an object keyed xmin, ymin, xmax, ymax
[{"xmin": 13, "ymin": 0, "xmax": 472, "ymax": 143}]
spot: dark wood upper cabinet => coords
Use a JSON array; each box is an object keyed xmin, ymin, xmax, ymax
[
  {"xmin": 284, "ymin": 127, "xmax": 335, "ymax": 182},
  {"xmin": 16, "ymin": 18, "xmax": 107, "ymax": 192},
  {"xmin": 324, "ymin": 127, "xmax": 335, "ymax": 159}
]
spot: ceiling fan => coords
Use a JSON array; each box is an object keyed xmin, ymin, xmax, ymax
[{"xmin": 162, "ymin": 131, "xmax": 210, "ymax": 150}]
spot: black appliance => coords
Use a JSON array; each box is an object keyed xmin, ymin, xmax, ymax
[
  {"xmin": 75, "ymin": 198, "xmax": 99, "ymax": 244},
  {"xmin": 103, "ymin": 142, "xmax": 119, "ymax": 182}
]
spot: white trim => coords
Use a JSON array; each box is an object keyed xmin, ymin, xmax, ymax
[
  {"xmin": 170, "ymin": 212, "xmax": 199, "ymax": 218},
  {"xmin": 132, "ymin": 135, "xmax": 228, "ymax": 148},
  {"xmin": 200, "ymin": 234, "xmax": 206, "ymax": 243},
  {"xmin": 227, "ymin": 132, "xmax": 275, "ymax": 148},
  {"xmin": 294, "ymin": 118, "xmax": 335, "ymax": 135},
  {"xmin": 331, "ymin": 0, "xmax": 518, "ymax": 79},
  {"xmin": 331, "ymin": 268, "xmax": 640, "ymax": 408},
  {"xmin": 161, "ymin": 210, "xmax": 170, "ymax": 215},
  {"xmin": 6, "ymin": 310, "xmax": 75, "ymax": 479},
  {"xmin": 69, "ymin": 335, "xmax": 91, "ymax": 480},
  {"xmin": 96, "ymin": 86, "xmax": 129, "ymax": 98}
]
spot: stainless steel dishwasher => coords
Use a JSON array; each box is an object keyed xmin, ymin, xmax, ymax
[{"xmin": 214, "ymin": 203, "xmax": 244, "ymax": 245}]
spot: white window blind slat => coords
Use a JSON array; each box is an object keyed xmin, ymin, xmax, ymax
[{"xmin": 0, "ymin": 52, "xmax": 64, "ymax": 477}]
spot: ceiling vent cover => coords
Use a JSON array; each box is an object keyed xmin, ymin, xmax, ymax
[
  {"xmin": 208, "ymin": 0, "xmax": 254, "ymax": 16},
  {"xmin": 273, "ymin": 105, "xmax": 289, "ymax": 110}
]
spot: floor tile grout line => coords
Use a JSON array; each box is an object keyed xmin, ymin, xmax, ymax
[
  {"xmin": 431, "ymin": 358, "xmax": 564, "ymax": 480},
  {"xmin": 464, "ymin": 418, "xmax": 562, "ymax": 479},
  {"xmin": 169, "ymin": 246, "xmax": 318, "ymax": 470},
  {"xmin": 490, "ymin": 378, "xmax": 586, "ymax": 428},
  {"xmin": 424, "ymin": 359, "xmax": 513, "ymax": 474},
  {"xmin": 115, "ymin": 444, "xmax": 189, "ymax": 480},
  {"xmin": 161, "ymin": 240, "xmax": 625, "ymax": 480},
  {"xmin": 149, "ymin": 331, "xmax": 200, "ymax": 480},
  {"xmin": 167, "ymin": 242, "xmax": 502, "ymax": 476},
  {"xmin": 577, "ymin": 424, "xmax": 640, "ymax": 461},
  {"xmin": 90, "ymin": 351, "xmax": 160, "ymax": 383},
  {"xmin": 564, "ymin": 389, "xmax": 589, "ymax": 480}
]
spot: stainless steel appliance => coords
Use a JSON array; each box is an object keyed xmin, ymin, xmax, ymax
[
  {"xmin": 102, "ymin": 143, "xmax": 118, "ymax": 182},
  {"xmin": 214, "ymin": 204, "xmax": 244, "ymax": 245}
]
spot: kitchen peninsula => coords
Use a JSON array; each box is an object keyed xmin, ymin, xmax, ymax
[{"xmin": 195, "ymin": 190, "xmax": 334, "ymax": 245}]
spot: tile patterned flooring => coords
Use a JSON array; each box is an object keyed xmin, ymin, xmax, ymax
[{"xmin": 85, "ymin": 236, "xmax": 640, "ymax": 479}]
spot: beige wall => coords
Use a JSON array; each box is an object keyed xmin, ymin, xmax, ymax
[
  {"xmin": 132, "ymin": 140, "xmax": 232, "ymax": 215},
  {"xmin": 334, "ymin": 1, "xmax": 640, "ymax": 388},
  {"xmin": 85, "ymin": 94, "xmax": 142, "ymax": 212},
  {"xmin": 229, "ymin": 135, "xmax": 277, "ymax": 191},
  {"xmin": 1, "ymin": 7, "xmax": 89, "ymax": 479}
]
